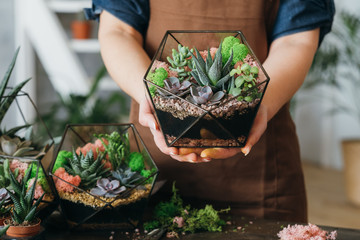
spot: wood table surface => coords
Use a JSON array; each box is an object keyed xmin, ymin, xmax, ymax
[{"xmin": 41, "ymin": 215, "xmax": 360, "ymax": 240}]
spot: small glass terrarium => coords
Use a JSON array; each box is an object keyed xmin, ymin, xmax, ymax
[
  {"xmin": 49, "ymin": 124, "xmax": 158, "ymax": 229},
  {"xmin": 143, "ymin": 31, "xmax": 270, "ymax": 147},
  {"xmin": 0, "ymin": 156, "xmax": 57, "ymax": 224}
]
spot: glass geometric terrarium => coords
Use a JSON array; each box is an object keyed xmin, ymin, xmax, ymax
[
  {"xmin": 49, "ymin": 124, "xmax": 158, "ymax": 229},
  {"xmin": 144, "ymin": 30, "xmax": 270, "ymax": 147},
  {"xmin": 0, "ymin": 155, "xmax": 57, "ymax": 223}
]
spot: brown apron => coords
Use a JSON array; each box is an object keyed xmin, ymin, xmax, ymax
[{"xmin": 130, "ymin": 0, "xmax": 307, "ymax": 222}]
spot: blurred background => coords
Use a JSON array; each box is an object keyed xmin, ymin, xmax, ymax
[{"xmin": 1, "ymin": 0, "xmax": 360, "ymax": 229}]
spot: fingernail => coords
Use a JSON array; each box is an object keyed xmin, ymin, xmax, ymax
[
  {"xmin": 242, "ymin": 146, "xmax": 251, "ymax": 156},
  {"xmin": 203, "ymin": 158, "xmax": 211, "ymax": 162},
  {"xmin": 170, "ymin": 151, "xmax": 177, "ymax": 156}
]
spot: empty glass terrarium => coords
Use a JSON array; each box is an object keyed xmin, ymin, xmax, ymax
[
  {"xmin": 143, "ymin": 30, "xmax": 270, "ymax": 147},
  {"xmin": 49, "ymin": 124, "xmax": 158, "ymax": 229}
]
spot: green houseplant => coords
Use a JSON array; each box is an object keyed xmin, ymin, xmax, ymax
[
  {"xmin": 295, "ymin": 11, "xmax": 360, "ymax": 206},
  {"xmin": 3, "ymin": 160, "xmax": 44, "ymax": 238}
]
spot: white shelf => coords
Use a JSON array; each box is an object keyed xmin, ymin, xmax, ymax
[
  {"xmin": 70, "ymin": 39, "xmax": 100, "ymax": 53},
  {"xmin": 47, "ymin": 0, "xmax": 91, "ymax": 13}
]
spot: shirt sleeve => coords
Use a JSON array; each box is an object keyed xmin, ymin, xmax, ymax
[
  {"xmin": 270, "ymin": 0, "xmax": 335, "ymax": 46},
  {"xmin": 84, "ymin": 0, "xmax": 150, "ymax": 38}
]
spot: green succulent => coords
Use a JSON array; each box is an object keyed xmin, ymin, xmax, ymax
[
  {"xmin": 190, "ymin": 42, "xmax": 233, "ymax": 91},
  {"xmin": 228, "ymin": 63, "xmax": 261, "ymax": 102},
  {"xmin": 0, "ymin": 159, "xmax": 18, "ymax": 189},
  {"xmin": 111, "ymin": 167, "xmax": 145, "ymax": 188},
  {"xmin": 167, "ymin": 44, "xmax": 193, "ymax": 80},
  {"xmin": 63, "ymin": 149, "xmax": 110, "ymax": 190},
  {"xmin": 0, "ymin": 47, "xmax": 31, "ymax": 135},
  {"xmin": 95, "ymin": 131, "xmax": 130, "ymax": 170},
  {"xmin": 0, "ymin": 190, "xmax": 11, "ymax": 216},
  {"xmin": 0, "ymin": 225, "xmax": 9, "ymax": 237},
  {"xmin": 6, "ymin": 163, "xmax": 44, "ymax": 224}
]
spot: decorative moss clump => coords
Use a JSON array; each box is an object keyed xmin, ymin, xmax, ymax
[
  {"xmin": 128, "ymin": 152, "xmax": 145, "ymax": 172},
  {"xmin": 221, "ymin": 36, "xmax": 248, "ymax": 65},
  {"xmin": 147, "ymin": 67, "xmax": 168, "ymax": 96}
]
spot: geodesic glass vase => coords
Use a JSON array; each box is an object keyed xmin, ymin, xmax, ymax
[
  {"xmin": 143, "ymin": 30, "xmax": 270, "ymax": 148},
  {"xmin": 49, "ymin": 124, "xmax": 158, "ymax": 229}
]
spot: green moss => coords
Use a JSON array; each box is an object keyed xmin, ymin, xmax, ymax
[
  {"xmin": 147, "ymin": 67, "xmax": 168, "ymax": 96},
  {"xmin": 128, "ymin": 152, "xmax": 145, "ymax": 172},
  {"xmin": 143, "ymin": 220, "xmax": 160, "ymax": 231},
  {"xmin": 221, "ymin": 36, "xmax": 241, "ymax": 64},
  {"xmin": 231, "ymin": 43, "xmax": 249, "ymax": 64},
  {"xmin": 25, "ymin": 163, "xmax": 46, "ymax": 180},
  {"xmin": 52, "ymin": 150, "xmax": 72, "ymax": 173}
]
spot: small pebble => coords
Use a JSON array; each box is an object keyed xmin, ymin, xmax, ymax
[
  {"xmin": 135, "ymin": 228, "xmax": 139, "ymax": 233},
  {"xmin": 109, "ymin": 236, "xmax": 113, "ymax": 240},
  {"xmin": 144, "ymin": 230, "xmax": 148, "ymax": 234},
  {"xmin": 125, "ymin": 232, "xmax": 129, "ymax": 235},
  {"xmin": 237, "ymin": 226, "xmax": 242, "ymax": 230},
  {"xmin": 111, "ymin": 231, "xmax": 115, "ymax": 235},
  {"xmin": 226, "ymin": 221, "xmax": 232, "ymax": 225},
  {"xmin": 249, "ymin": 221, "xmax": 253, "ymax": 224}
]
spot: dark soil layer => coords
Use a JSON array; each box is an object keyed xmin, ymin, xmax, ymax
[
  {"xmin": 60, "ymin": 198, "xmax": 148, "ymax": 227},
  {"xmin": 153, "ymin": 96, "xmax": 259, "ymax": 147}
]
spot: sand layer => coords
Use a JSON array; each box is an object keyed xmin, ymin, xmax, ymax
[{"xmin": 58, "ymin": 184, "xmax": 152, "ymax": 209}]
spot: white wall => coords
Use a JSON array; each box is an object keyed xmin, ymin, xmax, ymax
[{"xmin": 294, "ymin": 0, "xmax": 360, "ymax": 169}]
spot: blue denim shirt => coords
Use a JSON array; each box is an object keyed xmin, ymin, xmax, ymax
[{"xmin": 85, "ymin": 0, "xmax": 335, "ymax": 46}]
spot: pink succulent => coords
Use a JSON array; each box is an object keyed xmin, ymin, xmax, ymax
[{"xmin": 53, "ymin": 167, "xmax": 81, "ymax": 193}]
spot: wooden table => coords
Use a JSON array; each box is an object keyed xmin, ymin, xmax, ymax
[{"xmin": 42, "ymin": 216, "xmax": 360, "ymax": 240}]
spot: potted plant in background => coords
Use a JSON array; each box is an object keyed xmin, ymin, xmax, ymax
[
  {"xmin": 0, "ymin": 48, "xmax": 58, "ymax": 228},
  {"xmin": 295, "ymin": 11, "xmax": 360, "ymax": 206},
  {"xmin": 50, "ymin": 123, "xmax": 158, "ymax": 229},
  {"xmin": 71, "ymin": 11, "xmax": 92, "ymax": 39},
  {"xmin": 2, "ymin": 159, "xmax": 46, "ymax": 238},
  {"xmin": 143, "ymin": 31, "xmax": 269, "ymax": 148}
]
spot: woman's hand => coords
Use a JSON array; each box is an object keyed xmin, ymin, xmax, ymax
[{"xmin": 139, "ymin": 97, "xmax": 269, "ymax": 163}]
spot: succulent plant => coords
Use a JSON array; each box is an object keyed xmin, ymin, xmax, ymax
[
  {"xmin": 90, "ymin": 178, "xmax": 126, "ymax": 198},
  {"xmin": 0, "ymin": 47, "xmax": 31, "ymax": 130},
  {"xmin": 167, "ymin": 44, "xmax": 193, "ymax": 80},
  {"xmin": 0, "ymin": 159, "xmax": 18, "ymax": 189},
  {"xmin": 0, "ymin": 188, "xmax": 10, "ymax": 216},
  {"xmin": 186, "ymin": 86, "xmax": 225, "ymax": 105},
  {"xmin": 228, "ymin": 63, "xmax": 261, "ymax": 102},
  {"xmin": 0, "ymin": 135, "xmax": 36, "ymax": 157},
  {"xmin": 63, "ymin": 149, "xmax": 110, "ymax": 190},
  {"xmin": 6, "ymin": 163, "xmax": 44, "ymax": 224},
  {"xmin": 157, "ymin": 77, "xmax": 191, "ymax": 98},
  {"xmin": 190, "ymin": 42, "xmax": 233, "ymax": 91},
  {"xmin": 95, "ymin": 131, "xmax": 130, "ymax": 170},
  {"xmin": 111, "ymin": 167, "xmax": 145, "ymax": 188}
]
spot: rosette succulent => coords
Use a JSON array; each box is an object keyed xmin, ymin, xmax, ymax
[
  {"xmin": 0, "ymin": 188, "xmax": 10, "ymax": 216},
  {"xmin": 186, "ymin": 86, "xmax": 225, "ymax": 105},
  {"xmin": 63, "ymin": 149, "xmax": 110, "ymax": 189},
  {"xmin": 167, "ymin": 44, "xmax": 193, "ymax": 80},
  {"xmin": 190, "ymin": 42, "xmax": 233, "ymax": 91},
  {"xmin": 157, "ymin": 77, "xmax": 191, "ymax": 98},
  {"xmin": 90, "ymin": 178, "xmax": 126, "ymax": 198},
  {"xmin": 111, "ymin": 167, "xmax": 145, "ymax": 188},
  {"xmin": 0, "ymin": 135, "xmax": 40, "ymax": 158}
]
